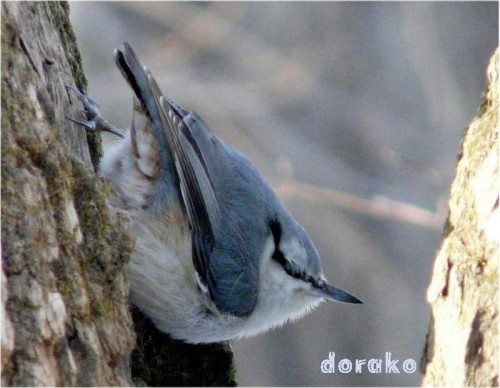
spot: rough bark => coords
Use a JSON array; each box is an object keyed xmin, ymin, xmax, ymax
[
  {"xmin": 421, "ymin": 48, "xmax": 499, "ymax": 387},
  {"xmin": 1, "ymin": 2, "xmax": 135, "ymax": 386},
  {"xmin": 1, "ymin": 2, "xmax": 235, "ymax": 386},
  {"xmin": 131, "ymin": 308, "xmax": 236, "ymax": 387}
]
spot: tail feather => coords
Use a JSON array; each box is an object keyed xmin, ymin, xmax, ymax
[{"xmin": 114, "ymin": 42, "xmax": 174, "ymax": 181}]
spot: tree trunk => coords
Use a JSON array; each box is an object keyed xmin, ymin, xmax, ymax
[
  {"xmin": 421, "ymin": 48, "xmax": 499, "ymax": 387},
  {"xmin": 1, "ymin": 2, "xmax": 235, "ymax": 386},
  {"xmin": 1, "ymin": 2, "xmax": 135, "ymax": 385}
]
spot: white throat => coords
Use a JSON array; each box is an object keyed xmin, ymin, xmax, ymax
[{"xmin": 237, "ymin": 235, "xmax": 324, "ymax": 338}]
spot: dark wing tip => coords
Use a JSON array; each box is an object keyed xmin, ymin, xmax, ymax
[
  {"xmin": 113, "ymin": 47, "xmax": 124, "ymax": 68},
  {"xmin": 113, "ymin": 42, "xmax": 149, "ymax": 112},
  {"xmin": 114, "ymin": 42, "xmax": 139, "ymax": 70}
]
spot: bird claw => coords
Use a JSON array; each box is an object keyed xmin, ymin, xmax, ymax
[
  {"xmin": 65, "ymin": 115, "xmax": 97, "ymax": 131},
  {"xmin": 66, "ymin": 85, "xmax": 125, "ymax": 138},
  {"xmin": 66, "ymin": 85, "xmax": 100, "ymax": 120}
]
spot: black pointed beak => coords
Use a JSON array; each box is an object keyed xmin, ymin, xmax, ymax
[{"xmin": 311, "ymin": 279, "xmax": 362, "ymax": 304}]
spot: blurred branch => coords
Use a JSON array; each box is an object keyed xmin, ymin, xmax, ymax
[{"xmin": 272, "ymin": 178, "xmax": 445, "ymax": 230}]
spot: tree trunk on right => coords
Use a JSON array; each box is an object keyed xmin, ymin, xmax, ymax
[{"xmin": 421, "ymin": 48, "xmax": 499, "ymax": 387}]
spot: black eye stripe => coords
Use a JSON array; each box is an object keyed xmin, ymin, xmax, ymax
[
  {"xmin": 269, "ymin": 220, "xmax": 282, "ymax": 249},
  {"xmin": 269, "ymin": 221, "xmax": 313, "ymax": 283},
  {"xmin": 269, "ymin": 221, "xmax": 288, "ymax": 268}
]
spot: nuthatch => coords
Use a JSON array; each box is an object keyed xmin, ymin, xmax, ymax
[{"xmin": 67, "ymin": 42, "xmax": 361, "ymax": 344}]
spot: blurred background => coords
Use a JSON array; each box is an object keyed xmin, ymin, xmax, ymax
[{"xmin": 69, "ymin": 2, "xmax": 498, "ymax": 386}]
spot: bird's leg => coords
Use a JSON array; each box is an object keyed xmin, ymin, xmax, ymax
[{"xmin": 66, "ymin": 85, "xmax": 125, "ymax": 138}]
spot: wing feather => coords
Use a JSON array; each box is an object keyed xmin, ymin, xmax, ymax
[{"xmin": 115, "ymin": 42, "xmax": 258, "ymax": 316}]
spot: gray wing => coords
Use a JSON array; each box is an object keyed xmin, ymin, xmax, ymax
[
  {"xmin": 115, "ymin": 43, "xmax": 259, "ymax": 317},
  {"xmin": 156, "ymin": 96, "xmax": 261, "ymax": 317}
]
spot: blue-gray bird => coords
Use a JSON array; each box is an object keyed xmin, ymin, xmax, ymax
[{"xmin": 67, "ymin": 42, "xmax": 361, "ymax": 344}]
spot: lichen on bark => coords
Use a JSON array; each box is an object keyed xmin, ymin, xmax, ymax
[
  {"xmin": 1, "ymin": 2, "xmax": 135, "ymax": 385},
  {"xmin": 421, "ymin": 48, "xmax": 499, "ymax": 387}
]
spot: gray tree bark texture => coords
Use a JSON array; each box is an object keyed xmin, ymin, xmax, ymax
[
  {"xmin": 1, "ymin": 2, "xmax": 135, "ymax": 385},
  {"xmin": 1, "ymin": 2, "xmax": 235, "ymax": 386},
  {"xmin": 421, "ymin": 48, "xmax": 499, "ymax": 387}
]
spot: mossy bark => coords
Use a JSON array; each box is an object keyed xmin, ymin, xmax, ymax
[
  {"xmin": 421, "ymin": 48, "xmax": 499, "ymax": 387},
  {"xmin": 1, "ymin": 1, "xmax": 135, "ymax": 385},
  {"xmin": 1, "ymin": 2, "xmax": 235, "ymax": 386}
]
